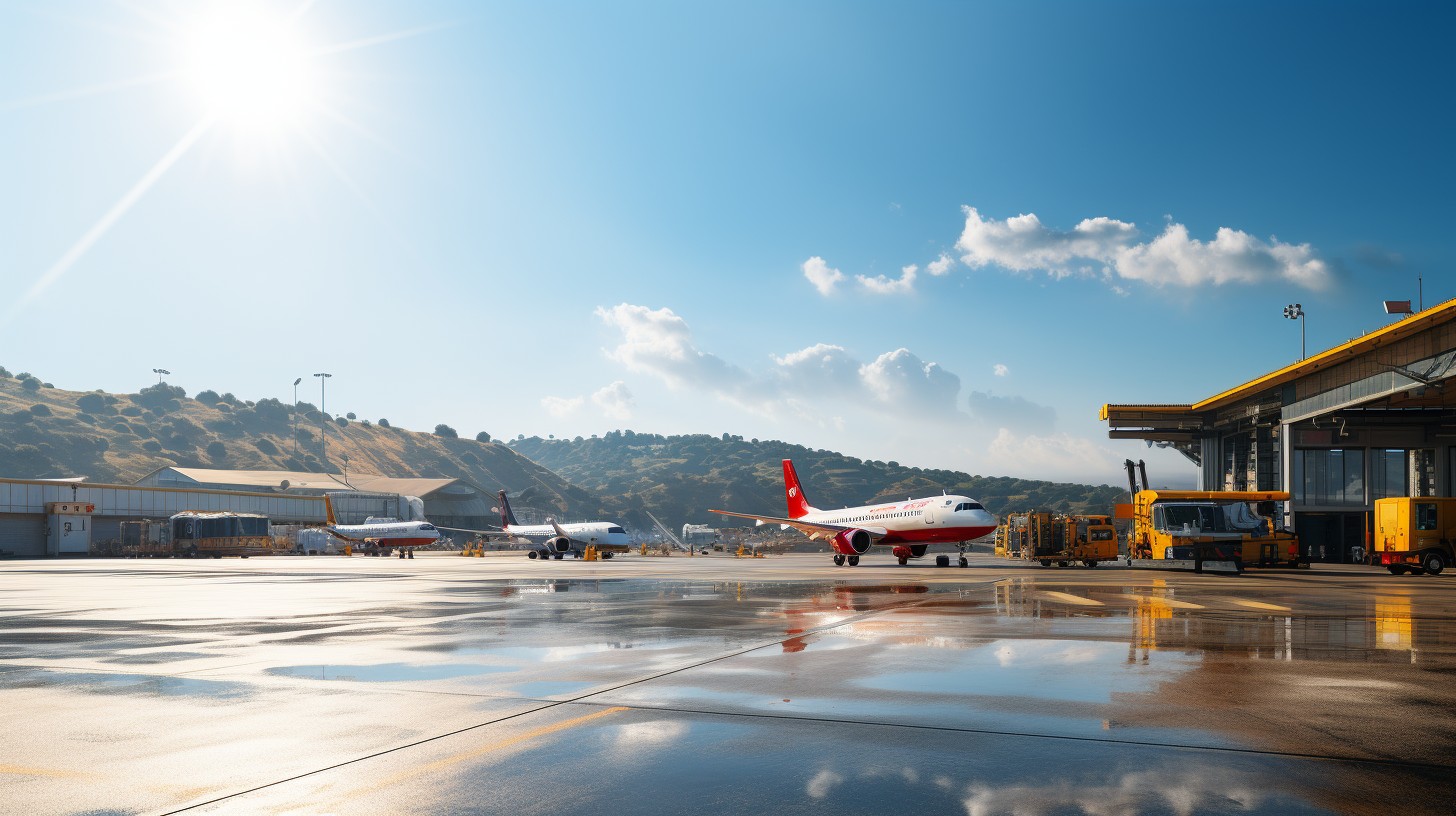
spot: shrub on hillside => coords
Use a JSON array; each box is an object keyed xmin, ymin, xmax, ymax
[
  {"xmin": 206, "ymin": 441, "xmax": 226, "ymax": 460},
  {"xmin": 346, "ymin": 412, "xmax": 356, "ymax": 420},
  {"xmin": 120, "ymin": 406, "xmax": 141, "ymax": 417},
  {"xmin": 135, "ymin": 382, "xmax": 186, "ymax": 410},
  {"xmin": 335, "ymin": 416, "xmax": 349, "ymax": 427},
  {"xmin": 195, "ymin": 390, "xmax": 220, "ymax": 406},
  {"xmin": 77, "ymin": 393, "xmax": 108, "ymax": 413},
  {"xmin": 142, "ymin": 440, "xmax": 162, "ymax": 452},
  {"xmin": 0, "ymin": 366, "xmax": 9, "ymax": 378},
  {"xmin": 29, "ymin": 404, "xmax": 51, "ymax": 416},
  {"xmin": 20, "ymin": 377, "xmax": 40, "ymax": 392},
  {"xmin": 476, "ymin": 431, "xmax": 491, "ymax": 443},
  {"xmin": 254, "ymin": 438, "xmax": 278, "ymax": 455},
  {"xmin": 434, "ymin": 424, "xmax": 458, "ymax": 439},
  {"xmin": 378, "ymin": 418, "xmax": 390, "ymax": 428}
]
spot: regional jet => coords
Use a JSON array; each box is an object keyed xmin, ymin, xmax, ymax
[
  {"xmin": 322, "ymin": 496, "xmax": 441, "ymax": 558},
  {"xmin": 494, "ymin": 490, "xmax": 631, "ymax": 560},
  {"xmin": 710, "ymin": 459, "xmax": 997, "ymax": 567}
]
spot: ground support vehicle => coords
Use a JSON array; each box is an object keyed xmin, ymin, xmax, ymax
[
  {"xmin": 1117, "ymin": 460, "xmax": 1302, "ymax": 574},
  {"xmin": 1374, "ymin": 497, "xmax": 1454, "ymax": 575},
  {"xmin": 996, "ymin": 511, "xmax": 1119, "ymax": 568},
  {"xmin": 170, "ymin": 511, "xmax": 291, "ymax": 558}
]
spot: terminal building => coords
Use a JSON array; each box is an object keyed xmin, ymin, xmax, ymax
[{"xmin": 1103, "ymin": 298, "xmax": 1456, "ymax": 564}]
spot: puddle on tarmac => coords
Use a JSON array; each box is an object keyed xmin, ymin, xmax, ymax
[
  {"xmin": 268, "ymin": 662, "xmax": 512, "ymax": 682},
  {"xmin": 0, "ymin": 669, "xmax": 253, "ymax": 699}
]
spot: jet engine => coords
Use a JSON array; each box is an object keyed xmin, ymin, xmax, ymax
[
  {"xmin": 544, "ymin": 536, "xmax": 572, "ymax": 553},
  {"xmin": 831, "ymin": 528, "xmax": 872, "ymax": 556}
]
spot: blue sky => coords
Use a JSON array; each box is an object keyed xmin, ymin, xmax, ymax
[{"xmin": 2, "ymin": 1, "xmax": 1452, "ymax": 487}]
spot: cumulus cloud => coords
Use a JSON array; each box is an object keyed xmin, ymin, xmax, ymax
[
  {"xmin": 594, "ymin": 304, "xmax": 751, "ymax": 391},
  {"xmin": 966, "ymin": 391, "xmax": 1056, "ymax": 434},
  {"xmin": 927, "ymin": 253, "xmax": 955, "ymax": 276},
  {"xmin": 802, "ymin": 256, "xmax": 845, "ymax": 295},
  {"xmin": 859, "ymin": 349, "xmax": 962, "ymax": 414},
  {"xmin": 955, "ymin": 206, "xmax": 1331, "ymax": 289},
  {"xmin": 540, "ymin": 395, "xmax": 583, "ymax": 417},
  {"xmin": 598, "ymin": 305, "xmax": 963, "ymax": 419},
  {"xmin": 592, "ymin": 381, "xmax": 634, "ymax": 420},
  {"xmin": 857, "ymin": 264, "xmax": 918, "ymax": 295},
  {"xmin": 992, "ymin": 364, "xmax": 1008, "ymax": 377}
]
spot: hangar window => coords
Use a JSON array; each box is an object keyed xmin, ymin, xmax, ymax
[{"xmin": 1292, "ymin": 449, "xmax": 1365, "ymax": 507}]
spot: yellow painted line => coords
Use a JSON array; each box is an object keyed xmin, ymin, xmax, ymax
[
  {"xmin": 1033, "ymin": 591, "xmax": 1103, "ymax": 607},
  {"xmin": 359, "ymin": 706, "xmax": 629, "ymax": 795},
  {"xmin": 0, "ymin": 764, "xmax": 91, "ymax": 779},
  {"xmin": 1150, "ymin": 598, "xmax": 1204, "ymax": 610}
]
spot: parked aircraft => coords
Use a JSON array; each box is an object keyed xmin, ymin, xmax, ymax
[
  {"xmin": 710, "ymin": 459, "xmax": 997, "ymax": 567},
  {"xmin": 494, "ymin": 490, "xmax": 631, "ymax": 560},
  {"xmin": 322, "ymin": 496, "xmax": 441, "ymax": 558}
]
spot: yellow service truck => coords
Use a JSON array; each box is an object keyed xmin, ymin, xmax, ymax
[
  {"xmin": 996, "ymin": 511, "xmax": 1119, "ymax": 568},
  {"xmin": 1373, "ymin": 497, "xmax": 1453, "ymax": 575},
  {"xmin": 1117, "ymin": 460, "xmax": 1302, "ymax": 573}
]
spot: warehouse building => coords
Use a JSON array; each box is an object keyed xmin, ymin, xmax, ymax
[
  {"xmin": 0, "ymin": 477, "xmax": 324, "ymax": 558},
  {"xmin": 134, "ymin": 467, "xmax": 496, "ymax": 532},
  {"xmin": 1103, "ymin": 298, "xmax": 1456, "ymax": 563}
]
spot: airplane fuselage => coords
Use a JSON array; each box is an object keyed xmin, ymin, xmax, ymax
[
  {"xmin": 326, "ymin": 520, "xmax": 441, "ymax": 548},
  {"xmin": 507, "ymin": 522, "xmax": 630, "ymax": 550},
  {"xmin": 804, "ymin": 496, "xmax": 997, "ymax": 544}
]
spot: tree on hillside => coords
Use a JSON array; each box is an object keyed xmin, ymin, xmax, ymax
[
  {"xmin": 434, "ymin": 424, "xmax": 458, "ymax": 439},
  {"xmin": 20, "ymin": 377, "xmax": 40, "ymax": 392},
  {"xmin": 476, "ymin": 431, "xmax": 491, "ymax": 443},
  {"xmin": 378, "ymin": 418, "xmax": 390, "ymax": 428},
  {"xmin": 195, "ymin": 390, "xmax": 220, "ymax": 406}
]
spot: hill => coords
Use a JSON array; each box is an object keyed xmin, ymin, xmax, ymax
[
  {"xmin": 507, "ymin": 431, "xmax": 1129, "ymax": 529},
  {"xmin": 0, "ymin": 369, "xmax": 607, "ymax": 519}
]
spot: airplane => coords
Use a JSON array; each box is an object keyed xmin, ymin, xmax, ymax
[
  {"xmin": 494, "ymin": 490, "xmax": 631, "ymax": 560},
  {"xmin": 322, "ymin": 496, "xmax": 441, "ymax": 559},
  {"xmin": 709, "ymin": 459, "xmax": 998, "ymax": 567}
]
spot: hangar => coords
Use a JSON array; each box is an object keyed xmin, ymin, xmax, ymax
[
  {"xmin": 134, "ymin": 467, "xmax": 497, "ymax": 532},
  {"xmin": 1103, "ymin": 298, "xmax": 1456, "ymax": 564}
]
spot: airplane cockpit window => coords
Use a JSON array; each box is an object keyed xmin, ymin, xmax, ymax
[
  {"xmin": 608, "ymin": 526, "xmax": 626, "ymax": 534},
  {"xmin": 420, "ymin": 525, "xmax": 436, "ymax": 531},
  {"xmin": 952, "ymin": 502, "xmax": 984, "ymax": 513}
]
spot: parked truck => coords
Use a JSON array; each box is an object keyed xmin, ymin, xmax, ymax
[
  {"xmin": 1373, "ymin": 497, "xmax": 1453, "ymax": 575},
  {"xmin": 1117, "ymin": 460, "xmax": 1302, "ymax": 573}
]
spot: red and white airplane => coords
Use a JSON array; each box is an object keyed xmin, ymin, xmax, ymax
[
  {"xmin": 710, "ymin": 459, "xmax": 997, "ymax": 567},
  {"xmin": 322, "ymin": 496, "xmax": 441, "ymax": 558}
]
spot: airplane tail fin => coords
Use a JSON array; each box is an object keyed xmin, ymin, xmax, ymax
[
  {"xmin": 324, "ymin": 495, "xmax": 337, "ymax": 527},
  {"xmin": 782, "ymin": 459, "xmax": 814, "ymax": 519},
  {"xmin": 497, "ymin": 490, "xmax": 519, "ymax": 527}
]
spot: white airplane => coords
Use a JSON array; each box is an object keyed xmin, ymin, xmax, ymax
[
  {"xmin": 495, "ymin": 490, "xmax": 630, "ymax": 560},
  {"xmin": 710, "ymin": 459, "xmax": 997, "ymax": 567},
  {"xmin": 322, "ymin": 496, "xmax": 441, "ymax": 559}
]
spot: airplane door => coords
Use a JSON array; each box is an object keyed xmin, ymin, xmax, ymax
[{"xmin": 923, "ymin": 508, "xmax": 936, "ymax": 525}]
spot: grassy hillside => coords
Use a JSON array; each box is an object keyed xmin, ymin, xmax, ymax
[
  {"xmin": 507, "ymin": 431, "xmax": 1129, "ymax": 529},
  {"xmin": 0, "ymin": 370, "xmax": 605, "ymax": 518}
]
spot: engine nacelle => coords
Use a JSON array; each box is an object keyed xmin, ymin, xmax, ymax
[
  {"xmin": 545, "ymin": 536, "xmax": 572, "ymax": 553},
  {"xmin": 831, "ymin": 528, "xmax": 873, "ymax": 556}
]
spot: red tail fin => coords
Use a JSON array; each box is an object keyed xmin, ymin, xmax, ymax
[{"xmin": 782, "ymin": 459, "xmax": 813, "ymax": 518}]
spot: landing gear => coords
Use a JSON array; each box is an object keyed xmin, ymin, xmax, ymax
[
  {"xmin": 935, "ymin": 555, "xmax": 950, "ymax": 567},
  {"xmin": 833, "ymin": 554, "xmax": 845, "ymax": 566},
  {"xmin": 528, "ymin": 551, "xmax": 539, "ymax": 559},
  {"xmin": 959, "ymin": 557, "xmax": 968, "ymax": 568},
  {"xmin": 898, "ymin": 556, "xmax": 908, "ymax": 566},
  {"xmin": 847, "ymin": 555, "xmax": 860, "ymax": 567},
  {"xmin": 1083, "ymin": 559, "xmax": 1097, "ymax": 568},
  {"xmin": 554, "ymin": 553, "xmax": 564, "ymax": 560},
  {"xmin": 399, "ymin": 549, "xmax": 407, "ymax": 559},
  {"xmin": 406, "ymin": 549, "xmax": 414, "ymax": 559},
  {"xmin": 957, "ymin": 543, "xmax": 969, "ymax": 568}
]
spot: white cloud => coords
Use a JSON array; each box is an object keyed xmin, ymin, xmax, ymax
[
  {"xmin": 992, "ymin": 364, "xmax": 1008, "ymax": 377},
  {"xmin": 858, "ymin": 349, "xmax": 961, "ymax": 415},
  {"xmin": 591, "ymin": 381, "xmax": 635, "ymax": 420},
  {"xmin": 983, "ymin": 428, "xmax": 1122, "ymax": 481},
  {"xmin": 802, "ymin": 256, "xmax": 845, "ymax": 296},
  {"xmin": 955, "ymin": 206, "xmax": 1330, "ymax": 289},
  {"xmin": 927, "ymin": 253, "xmax": 955, "ymax": 276},
  {"xmin": 594, "ymin": 304, "xmax": 750, "ymax": 391},
  {"xmin": 857, "ymin": 264, "xmax": 918, "ymax": 295},
  {"xmin": 540, "ymin": 395, "xmax": 583, "ymax": 417}
]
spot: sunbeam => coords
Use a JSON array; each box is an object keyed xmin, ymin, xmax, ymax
[{"xmin": 2, "ymin": 116, "xmax": 216, "ymax": 329}]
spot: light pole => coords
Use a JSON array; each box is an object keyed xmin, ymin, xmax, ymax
[
  {"xmin": 1283, "ymin": 303, "xmax": 1305, "ymax": 361},
  {"xmin": 314, "ymin": 372, "xmax": 332, "ymax": 469},
  {"xmin": 292, "ymin": 377, "xmax": 302, "ymax": 455},
  {"xmin": 152, "ymin": 368, "xmax": 170, "ymax": 384}
]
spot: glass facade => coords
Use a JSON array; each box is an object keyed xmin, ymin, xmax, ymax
[
  {"xmin": 1292, "ymin": 449, "xmax": 1365, "ymax": 507},
  {"xmin": 1370, "ymin": 449, "xmax": 1409, "ymax": 501}
]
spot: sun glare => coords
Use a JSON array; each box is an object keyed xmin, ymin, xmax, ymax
[{"xmin": 178, "ymin": 4, "xmax": 319, "ymax": 136}]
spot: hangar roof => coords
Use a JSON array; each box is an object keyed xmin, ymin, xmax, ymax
[{"xmin": 139, "ymin": 467, "xmax": 470, "ymax": 498}]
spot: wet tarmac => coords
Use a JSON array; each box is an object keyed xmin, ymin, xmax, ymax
[{"xmin": 1, "ymin": 552, "xmax": 1452, "ymax": 815}]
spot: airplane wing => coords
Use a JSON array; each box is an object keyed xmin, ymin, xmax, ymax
[
  {"xmin": 708, "ymin": 509, "xmax": 887, "ymax": 543},
  {"xmin": 437, "ymin": 525, "xmax": 516, "ymax": 539}
]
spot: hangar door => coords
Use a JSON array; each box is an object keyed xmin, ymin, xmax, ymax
[{"xmin": 0, "ymin": 514, "xmax": 46, "ymax": 557}]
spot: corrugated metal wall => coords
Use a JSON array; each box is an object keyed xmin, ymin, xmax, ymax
[{"xmin": 0, "ymin": 515, "xmax": 45, "ymax": 557}]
